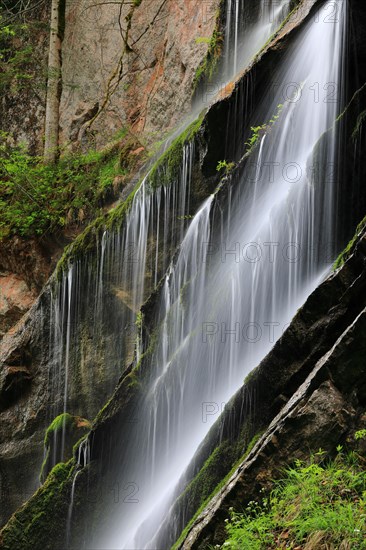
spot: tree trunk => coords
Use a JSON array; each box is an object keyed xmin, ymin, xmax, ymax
[{"xmin": 44, "ymin": 0, "xmax": 64, "ymax": 163}]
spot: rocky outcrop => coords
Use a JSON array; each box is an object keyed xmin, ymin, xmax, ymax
[
  {"xmin": 0, "ymin": 236, "xmax": 67, "ymax": 294},
  {"xmin": 0, "ymin": 111, "xmax": 216, "ymax": 527},
  {"xmin": 1, "ymin": 193, "xmax": 366, "ymax": 550},
  {"xmin": 40, "ymin": 413, "xmax": 91, "ymax": 482},
  {"xmin": 0, "ymin": 0, "xmax": 221, "ymax": 338},
  {"xmin": 0, "ymin": 0, "xmax": 221, "ymax": 153}
]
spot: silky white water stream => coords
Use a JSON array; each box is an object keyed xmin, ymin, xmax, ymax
[{"xmin": 91, "ymin": 2, "xmax": 348, "ymax": 548}]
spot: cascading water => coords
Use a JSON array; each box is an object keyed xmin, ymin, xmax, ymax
[
  {"xmin": 223, "ymin": 0, "xmax": 291, "ymax": 79},
  {"xmin": 88, "ymin": 1, "xmax": 348, "ymax": 548},
  {"xmin": 192, "ymin": 0, "xmax": 292, "ymax": 118},
  {"xmin": 45, "ymin": 144, "xmax": 195, "ymax": 471}
]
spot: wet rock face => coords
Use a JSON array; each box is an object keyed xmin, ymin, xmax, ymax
[
  {"xmin": 0, "ymin": 235, "xmax": 67, "ymax": 340},
  {"xmin": 0, "ymin": 236, "xmax": 66, "ymax": 294},
  {"xmin": 0, "ymin": 289, "xmax": 52, "ymax": 526}
]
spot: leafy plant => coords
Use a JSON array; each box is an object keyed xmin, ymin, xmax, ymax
[
  {"xmin": 245, "ymin": 104, "xmax": 284, "ymax": 153},
  {"xmin": 193, "ymin": 27, "xmax": 224, "ymax": 89},
  {"xmin": 221, "ymin": 452, "xmax": 366, "ymax": 549},
  {"xmin": 216, "ymin": 160, "xmax": 235, "ymax": 173}
]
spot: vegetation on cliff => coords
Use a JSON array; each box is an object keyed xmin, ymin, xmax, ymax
[
  {"xmin": 221, "ymin": 450, "xmax": 366, "ymax": 550},
  {"xmin": 0, "ymin": 128, "xmax": 140, "ymax": 240},
  {"xmin": 333, "ymin": 214, "xmax": 366, "ymax": 270},
  {"xmin": 0, "ymin": 461, "xmax": 74, "ymax": 550}
]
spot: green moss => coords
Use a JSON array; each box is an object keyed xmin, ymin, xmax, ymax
[
  {"xmin": 172, "ymin": 431, "xmax": 264, "ymax": 549},
  {"xmin": 93, "ymin": 395, "xmax": 114, "ymax": 426},
  {"xmin": 0, "ymin": 460, "xmax": 75, "ymax": 550},
  {"xmin": 44, "ymin": 413, "xmax": 75, "ymax": 447},
  {"xmin": 147, "ymin": 115, "xmax": 204, "ymax": 189},
  {"xmin": 72, "ymin": 434, "xmax": 89, "ymax": 457},
  {"xmin": 244, "ymin": 366, "xmax": 259, "ymax": 385},
  {"xmin": 193, "ymin": 1, "xmax": 224, "ymax": 91},
  {"xmin": 55, "ymin": 179, "xmax": 141, "ymax": 277},
  {"xmin": 333, "ymin": 214, "xmax": 366, "ymax": 270},
  {"xmin": 56, "ymin": 115, "xmax": 203, "ymax": 277},
  {"xmin": 125, "ymin": 367, "xmax": 142, "ymax": 390},
  {"xmin": 40, "ymin": 414, "xmax": 91, "ymax": 483}
]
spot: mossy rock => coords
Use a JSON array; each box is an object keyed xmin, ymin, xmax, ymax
[
  {"xmin": 40, "ymin": 413, "xmax": 91, "ymax": 483},
  {"xmin": 0, "ymin": 461, "xmax": 74, "ymax": 550}
]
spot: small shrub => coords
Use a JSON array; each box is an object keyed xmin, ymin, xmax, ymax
[{"xmin": 216, "ymin": 160, "xmax": 235, "ymax": 173}]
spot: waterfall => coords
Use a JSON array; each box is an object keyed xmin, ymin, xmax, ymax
[
  {"xmin": 223, "ymin": 0, "xmax": 292, "ymax": 81},
  {"xmin": 194, "ymin": 0, "xmax": 292, "ymax": 114},
  {"xmin": 45, "ymin": 144, "xmax": 195, "ymax": 471},
  {"xmin": 89, "ymin": 1, "xmax": 348, "ymax": 548}
]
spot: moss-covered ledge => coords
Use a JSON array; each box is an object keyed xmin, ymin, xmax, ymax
[{"xmin": 0, "ymin": 461, "xmax": 75, "ymax": 550}]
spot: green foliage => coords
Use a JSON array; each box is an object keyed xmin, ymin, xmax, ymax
[
  {"xmin": 44, "ymin": 413, "xmax": 75, "ymax": 447},
  {"xmin": 193, "ymin": 25, "xmax": 224, "ymax": 90},
  {"xmin": 216, "ymin": 160, "xmax": 235, "ymax": 174},
  {"xmin": 245, "ymin": 104, "xmax": 284, "ymax": 153},
  {"xmin": 148, "ymin": 115, "xmax": 203, "ymax": 188},
  {"xmin": 135, "ymin": 311, "xmax": 143, "ymax": 330},
  {"xmin": 221, "ymin": 453, "xmax": 366, "ymax": 549},
  {"xmin": 333, "ymin": 214, "xmax": 366, "ymax": 270},
  {"xmin": 355, "ymin": 429, "xmax": 366, "ymax": 441},
  {"xmin": 0, "ymin": 131, "xmax": 128, "ymax": 239},
  {"xmin": 245, "ymin": 125, "xmax": 266, "ymax": 152}
]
